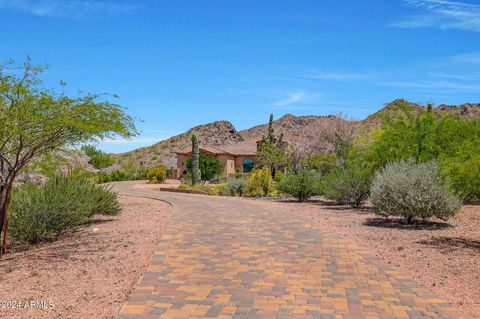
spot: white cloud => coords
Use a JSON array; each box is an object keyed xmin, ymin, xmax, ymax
[
  {"xmin": 0, "ymin": 0, "xmax": 143, "ymax": 19},
  {"xmin": 392, "ymin": 0, "xmax": 480, "ymax": 32},
  {"xmin": 305, "ymin": 70, "xmax": 375, "ymax": 82},
  {"xmin": 274, "ymin": 90, "xmax": 308, "ymax": 107}
]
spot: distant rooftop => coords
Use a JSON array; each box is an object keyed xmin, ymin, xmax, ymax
[{"xmin": 177, "ymin": 140, "xmax": 258, "ymax": 156}]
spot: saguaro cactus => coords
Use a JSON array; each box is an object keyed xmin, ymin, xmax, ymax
[{"xmin": 191, "ymin": 134, "xmax": 201, "ymax": 185}]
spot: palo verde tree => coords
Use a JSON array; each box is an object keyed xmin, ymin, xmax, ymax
[{"xmin": 0, "ymin": 59, "xmax": 136, "ymax": 255}]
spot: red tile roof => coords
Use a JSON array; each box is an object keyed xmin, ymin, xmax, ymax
[
  {"xmin": 176, "ymin": 140, "xmax": 258, "ymax": 156},
  {"xmin": 222, "ymin": 140, "xmax": 258, "ymax": 156}
]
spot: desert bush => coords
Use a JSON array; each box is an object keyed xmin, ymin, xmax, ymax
[
  {"xmin": 302, "ymin": 154, "xmax": 337, "ymax": 176},
  {"xmin": 98, "ymin": 170, "xmax": 127, "ymax": 183},
  {"xmin": 245, "ymin": 168, "xmax": 273, "ymax": 197},
  {"xmin": 370, "ymin": 160, "xmax": 462, "ymax": 223},
  {"xmin": 321, "ymin": 164, "xmax": 371, "ymax": 207},
  {"xmin": 10, "ymin": 175, "xmax": 121, "ymax": 243},
  {"xmin": 273, "ymin": 171, "xmax": 285, "ymax": 183},
  {"xmin": 224, "ymin": 178, "xmax": 246, "ymax": 196},
  {"xmin": 147, "ymin": 166, "xmax": 168, "ymax": 184},
  {"xmin": 278, "ymin": 170, "xmax": 320, "ymax": 202}
]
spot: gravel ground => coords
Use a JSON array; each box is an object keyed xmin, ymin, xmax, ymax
[
  {"xmin": 260, "ymin": 198, "xmax": 480, "ymax": 318},
  {"xmin": 0, "ymin": 195, "xmax": 171, "ymax": 319}
]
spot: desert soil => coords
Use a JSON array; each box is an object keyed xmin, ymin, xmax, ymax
[
  {"xmin": 259, "ymin": 198, "xmax": 480, "ymax": 318},
  {"xmin": 0, "ymin": 195, "xmax": 171, "ymax": 319}
]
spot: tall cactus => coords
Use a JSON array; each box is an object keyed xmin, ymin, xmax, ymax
[
  {"xmin": 191, "ymin": 134, "xmax": 201, "ymax": 185},
  {"xmin": 267, "ymin": 113, "xmax": 275, "ymax": 144}
]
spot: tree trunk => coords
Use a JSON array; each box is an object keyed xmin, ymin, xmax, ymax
[{"xmin": 0, "ymin": 164, "xmax": 14, "ymax": 256}]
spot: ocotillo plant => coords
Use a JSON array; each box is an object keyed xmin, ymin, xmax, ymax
[{"xmin": 191, "ymin": 134, "xmax": 201, "ymax": 185}]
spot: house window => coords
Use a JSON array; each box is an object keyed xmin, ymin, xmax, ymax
[{"xmin": 243, "ymin": 159, "xmax": 254, "ymax": 173}]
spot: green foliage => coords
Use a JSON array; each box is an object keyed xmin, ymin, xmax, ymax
[
  {"xmin": 187, "ymin": 153, "xmax": 223, "ymax": 182},
  {"xmin": 321, "ymin": 164, "xmax": 371, "ymax": 207},
  {"xmin": 278, "ymin": 170, "xmax": 321, "ymax": 202},
  {"xmin": 302, "ymin": 154, "xmax": 337, "ymax": 176},
  {"xmin": 10, "ymin": 175, "xmax": 121, "ymax": 243},
  {"xmin": 273, "ymin": 171, "xmax": 285, "ymax": 183},
  {"xmin": 146, "ymin": 166, "xmax": 168, "ymax": 184},
  {"xmin": 257, "ymin": 143, "xmax": 288, "ymax": 175},
  {"xmin": 98, "ymin": 170, "xmax": 127, "ymax": 183},
  {"xmin": 352, "ymin": 102, "xmax": 480, "ymax": 202},
  {"xmin": 177, "ymin": 183, "xmax": 224, "ymax": 196},
  {"xmin": 245, "ymin": 168, "xmax": 274, "ymax": 197},
  {"xmin": 441, "ymin": 140, "xmax": 480, "ymax": 203},
  {"xmin": 370, "ymin": 160, "xmax": 462, "ymax": 223},
  {"xmin": 224, "ymin": 178, "xmax": 247, "ymax": 196},
  {"xmin": 235, "ymin": 168, "xmax": 244, "ymax": 179},
  {"xmin": 81, "ymin": 145, "xmax": 114, "ymax": 169}
]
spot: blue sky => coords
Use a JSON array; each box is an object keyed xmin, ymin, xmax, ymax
[{"xmin": 0, "ymin": 0, "xmax": 479, "ymax": 153}]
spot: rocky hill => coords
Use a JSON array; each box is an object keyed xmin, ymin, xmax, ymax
[
  {"xmin": 239, "ymin": 114, "xmax": 339, "ymax": 142},
  {"xmin": 114, "ymin": 121, "xmax": 243, "ymax": 167},
  {"xmin": 436, "ymin": 103, "xmax": 480, "ymax": 118},
  {"xmin": 364, "ymin": 99, "xmax": 480, "ymax": 125},
  {"xmin": 114, "ymin": 99, "xmax": 479, "ymax": 168}
]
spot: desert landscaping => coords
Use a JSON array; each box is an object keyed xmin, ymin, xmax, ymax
[{"xmin": 2, "ymin": 1, "xmax": 480, "ymax": 318}]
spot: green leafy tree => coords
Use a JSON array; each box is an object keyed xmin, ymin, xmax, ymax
[
  {"xmin": 351, "ymin": 101, "xmax": 480, "ymax": 202},
  {"xmin": 302, "ymin": 154, "xmax": 337, "ymax": 176},
  {"xmin": 81, "ymin": 145, "xmax": 114, "ymax": 169},
  {"xmin": 0, "ymin": 59, "xmax": 136, "ymax": 254},
  {"xmin": 187, "ymin": 153, "xmax": 223, "ymax": 183},
  {"xmin": 257, "ymin": 143, "xmax": 288, "ymax": 177}
]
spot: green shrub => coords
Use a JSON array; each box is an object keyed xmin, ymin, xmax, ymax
[
  {"xmin": 302, "ymin": 154, "xmax": 337, "ymax": 176},
  {"xmin": 224, "ymin": 178, "xmax": 246, "ymax": 196},
  {"xmin": 278, "ymin": 170, "xmax": 320, "ymax": 202},
  {"xmin": 273, "ymin": 171, "xmax": 285, "ymax": 183},
  {"xmin": 370, "ymin": 160, "xmax": 462, "ymax": 223},
  {"xmin": 186, "ymin": 154, "xmax": 223, "ymax": 182},
  {"xmin": 235, "ymin": 169, "xmax": 244, "ymax": 179},
  {"xmin": 441, "ymin": 145, "xmax": 480, "ymax": 203},
  {"xmin": 10, "ymin": 175, "xmax": 121, "ymax": 243},
  {"xmin": 146, "ymin": 166, "xmax": 168, "ymax": 184},
  {"xmin": 98, "ymin": 170, "xmax": 127, "ymax": 183},
  {"xmin": 81, "ymin": 145, "xmax": 114, "ymax": 169},
  {"xmin": 245, "ymin": 168, "xmax": 273, "ymax": 197},
  {"xmin": 321, "ymin": 164, "xmax": 371, "ymax": 207},
  {"xmin": 191, "ymin": 184, "xmax": 223, "ymax": 196}
]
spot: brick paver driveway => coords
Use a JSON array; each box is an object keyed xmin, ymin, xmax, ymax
[{"xmin": 114, "ymin": 182, "xmax": 465, "ymax": 319}]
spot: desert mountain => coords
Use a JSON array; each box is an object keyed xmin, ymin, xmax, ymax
[
  {"xmin": 364, "ymin": 98, "xmax": 480, "ymax": 124},
  {"xmin": 114, "ymin": 121, "xmax": 242, "ymax": 168},
  {"xmin": 114, "ymin": 99, "xmax": 479, "ymax": 168},
  {"xmin": 239, "ymin": 114, "xmax": 338, "ymax": 141}
]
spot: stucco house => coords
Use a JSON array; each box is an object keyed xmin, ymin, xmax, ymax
[{"xmin": 174, "ymin": 140, "xmax": 259, "ymax": 179}]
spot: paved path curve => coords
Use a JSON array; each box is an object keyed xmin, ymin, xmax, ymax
[{"xmin": 114, "ymin": 182, "xmax": 465, "ymax": 319}]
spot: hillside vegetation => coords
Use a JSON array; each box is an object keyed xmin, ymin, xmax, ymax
[{"xmin": 113, "ymin": 99, "xmax": 480, "ymax": 168}]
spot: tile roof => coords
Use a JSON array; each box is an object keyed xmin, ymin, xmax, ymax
[
  {"xmin": 222, "ymin": 140, "xmax": 258, "ymax": 156},
  {"xmin": 176, "ymin": 140, "xmax": 258, "ymax": 156}
]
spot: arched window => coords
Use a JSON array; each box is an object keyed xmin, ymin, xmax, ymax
[{"xmin": 243, "ymin": 159, "xmax": 254, "ymax": 173}]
